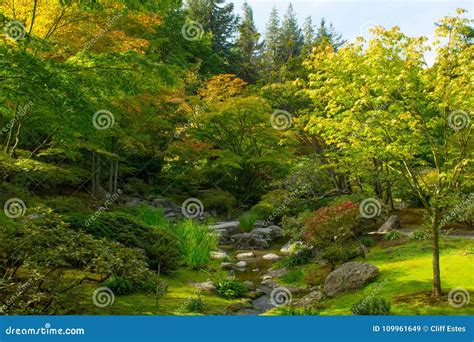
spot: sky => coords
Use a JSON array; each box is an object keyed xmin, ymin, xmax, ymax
[{"xmin": 233, "ymin": 0, "xmax": 473, "ymax": 64}]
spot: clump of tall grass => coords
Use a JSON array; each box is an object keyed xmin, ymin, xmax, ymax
[
  {"xmin": 136, "ymin": 205, "xmax": 172, "ymax": 229},
  {"xmin": 174, "ymin": 220, "xmax": 218, "ymax": 269},
  {"xmin": 239, "ymin": 213, "xmax": 257, "ymax": 232}
]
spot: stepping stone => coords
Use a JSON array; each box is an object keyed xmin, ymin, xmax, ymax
[
  {"xmin": 262, "ymin": 253, "xmax": 281, "ymax": 261},
  {"xmin": 236, "ymin": 252, "xmax": 255, "ymax": 259}
]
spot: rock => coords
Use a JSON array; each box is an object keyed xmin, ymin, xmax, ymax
[
  {"xmin": 236, "ymin": 252, "xmax": 255, "ymax": 259},
  {"xmin": 213, "ymin": 228, "xmax": 231, "ymax": 244},
  {"xmin": 210, "ymin": 251, "xmax": 229, "ymax": 260},
  {"xmin": 294, "ymin": 290, "xmax": 325, "ymax": 307},
  {"xmin": 377, "ymin": 215, "xmax": 401, "ymax": 233},
  {"xmin": 324, "ymin": 262, "xmax": 379, "ymax": 297},
  {"xmin": 231, "ymin": 233, "xmax": 269, "ymax": 250},
  {"xmin": 220, "ymin": 262, "xmax": 233, "ymax": 270},
  {"xmin": 263, "ymin": 268, "xmax": 289, "ymax": 279},
  {"xmin": 252, "ymin": 295, "xmax": 274, "ymax": 311},
  {"xmin": 209, "ymin": 221, "xmax": 240, "ymax": 235},
  {"xmin": 250, "ymin": 226, "xmax": 283, "ymax": 239},
  {"xmin": 235, "ymin": 261, "xmax": 247, "ymax": 268},
  {"xmin": 191, "ymin": 281, "xmax": 215, "ymax": 292},
  {"xmin": 262, "ymin": 253, "xmax": 281, "ymax": 261},
  {"xmin": 151, "ymin": 197, "xmax": 181, "ymax": 212},
  {"xmin": 253, "ymin": 220, "xmax": 268, "ymax": 228},
  {"xmin": 243, "ymin": 281, "xmax": 255, "ymax": 291},
  {"xmin": 124, "ymin": 197, "xmax": 143, "ymax": 207},
  {"xmin": 280, "ymin": 241, "xmax": 305, "ymax": 255}
]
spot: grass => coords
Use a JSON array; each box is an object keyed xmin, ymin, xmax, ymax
[
  {"xmin": 317, "ymin": 237, "xmax": 474, "ymax": 315},
  {"xmin": 239, "ymin": 213, "xmax": 257, "ymax": 232},
  {"xmin": 79, "ymin": 268, "xmax": 244, "ymax": 315},
  {"xmin": 174, "ymin": 220, "xmax": 218, "ymax": 269}
]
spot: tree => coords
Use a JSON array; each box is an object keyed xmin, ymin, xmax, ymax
[
  {"xmin": 278, "ymin": 4, "xmax": 303, "ymax": 63},
  {"xmin": 314, "ymin": 18, "xmax": 346, "ymax": 51},
  {"xmin": 261, "ymin": 6, "xmax": 280, "ymax": 77},
  {"xmin": 304, "ymin": 10, "xmax": 473, "ymax": 297},
  {"xmin": 233, "ymin": 1, "xmax": 262, "ymax": 82},
  {"xmin": 186, "ymin": 0, "xmax": 238, "ymax": 61}
]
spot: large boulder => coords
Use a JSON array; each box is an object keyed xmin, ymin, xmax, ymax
[
  {"xmin": 209, "ymin": 221, "xmax": 240, "ymax": 234},
  {"xmin": 250, "ymin": 225, "xmax": 283, "ymax": 239},
  {"xmin": 324, "ymin": 262, "xmax": 379, "ymax": 297},
  {"xmin": 377, "ymin": 215, "xmax": 401, "ymax": 233},
  {"xmin": 231, "ymin": 233, "xmax": 269, "ymax": 250},
  {"xmin": 209, "ymin": 221, "xmax": 240, "ymax": 244}
]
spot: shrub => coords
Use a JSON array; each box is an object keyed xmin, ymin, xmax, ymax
[
  {"xmin": 43, "ymin": 196, "xmax": 89, "ymax": 213},
  {"xmin": 173, "ymin": 220, "xmax": 218, "ymax": 269},
  {"xmin": 384, "ymin": 230, "xmax": 401, "ymax": 241},
  {"xmin": 281, "ymin": 211, "xmax": 312, "ymax": 240},
  {"xmin": 321, "ymin": 244, "xmax": 360, "ymax": 269},
  {"xmin": 277, "ymin": 247, "xmax": 313, "ymax": 268},
  {"xmin": 351, "ymin": 297, "xmax": 391, "ymax": 315},
  {"xmin": 104, "ymin": 276, "xmax": 135, "ymax": 295},
  {"xmin": 67, "ymin": 212, "xmax": 182, "ymax": 273},
  {"xmin": 410, "ymin": 229, "xmax": 431, "ymax": 240},
  {"xmin": 215, "ymin": 279, "xmax": 247, "ymax": 299},
  {"xmin": 201, "ymin": 189, "xmax": 236, "ymax": 214},
  {"xmin": 250, "ymin": 201, "xmax": 275, "ymax": 220},
  {"xmin": 185, "ymin": 297, "xmax": 205, "ymax": 313},
  {"xmin": 239, "ymin": 213, "xmax": 257, "ymax": 232},
  {"xmin": 303, "ymin": 201, "xmax": 359, "ymax": 248},
  {"xmin": 360, "ymin": 237, "xmax": 374, "ymax": 247}
]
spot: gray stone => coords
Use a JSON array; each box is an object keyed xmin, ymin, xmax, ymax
[
  {"xmin": 294, "ymin": 290, "xmax": 325, "ymax": 307},
  {"xmin": 231, "ymin": 233, "xmax": 269, "ymax": 250},
  {"xmin": 209, "ymin": 221, "xmax": 240, "ymax": 234},
  {"xmin": 250, "ymin": 225, "xmax": 283, "ymax": 239},
  {"xmin": 191, "ymin": 281, "xmax": 215, "ymax": 292},
  {"xmin": 243, "ymin": 281, "xmax": 255, "ymax": 291},
  {"xmin": 324, "ymin": 262, "xmax": 379, "ymax": 297},
  {"xmin": 235, "ymin": 261, "xmax": 247, "ymax": 268},
  {"xmin": 210, "ymin": 251, "xmax": 228, "ymax": 260},
  {"xmin": 377, "ymin": 215, "xmax": 401, "ymax": 233},
  {"xmin": 220, "ymin": 262, "xmax": 233, "ymax": 270},
  {"xmin": 236, "ymin": 252, "xmax": 255, "ymax": 259}
]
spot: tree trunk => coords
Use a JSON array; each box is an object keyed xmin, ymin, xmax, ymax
[{"xmin": 431, "ymin": 209, "xmax": 442, "ymax": 297}]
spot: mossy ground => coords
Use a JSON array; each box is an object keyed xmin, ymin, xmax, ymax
[{"xmin": 268, "ymin": 237, "xmax": 474, "ymax": 315}]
